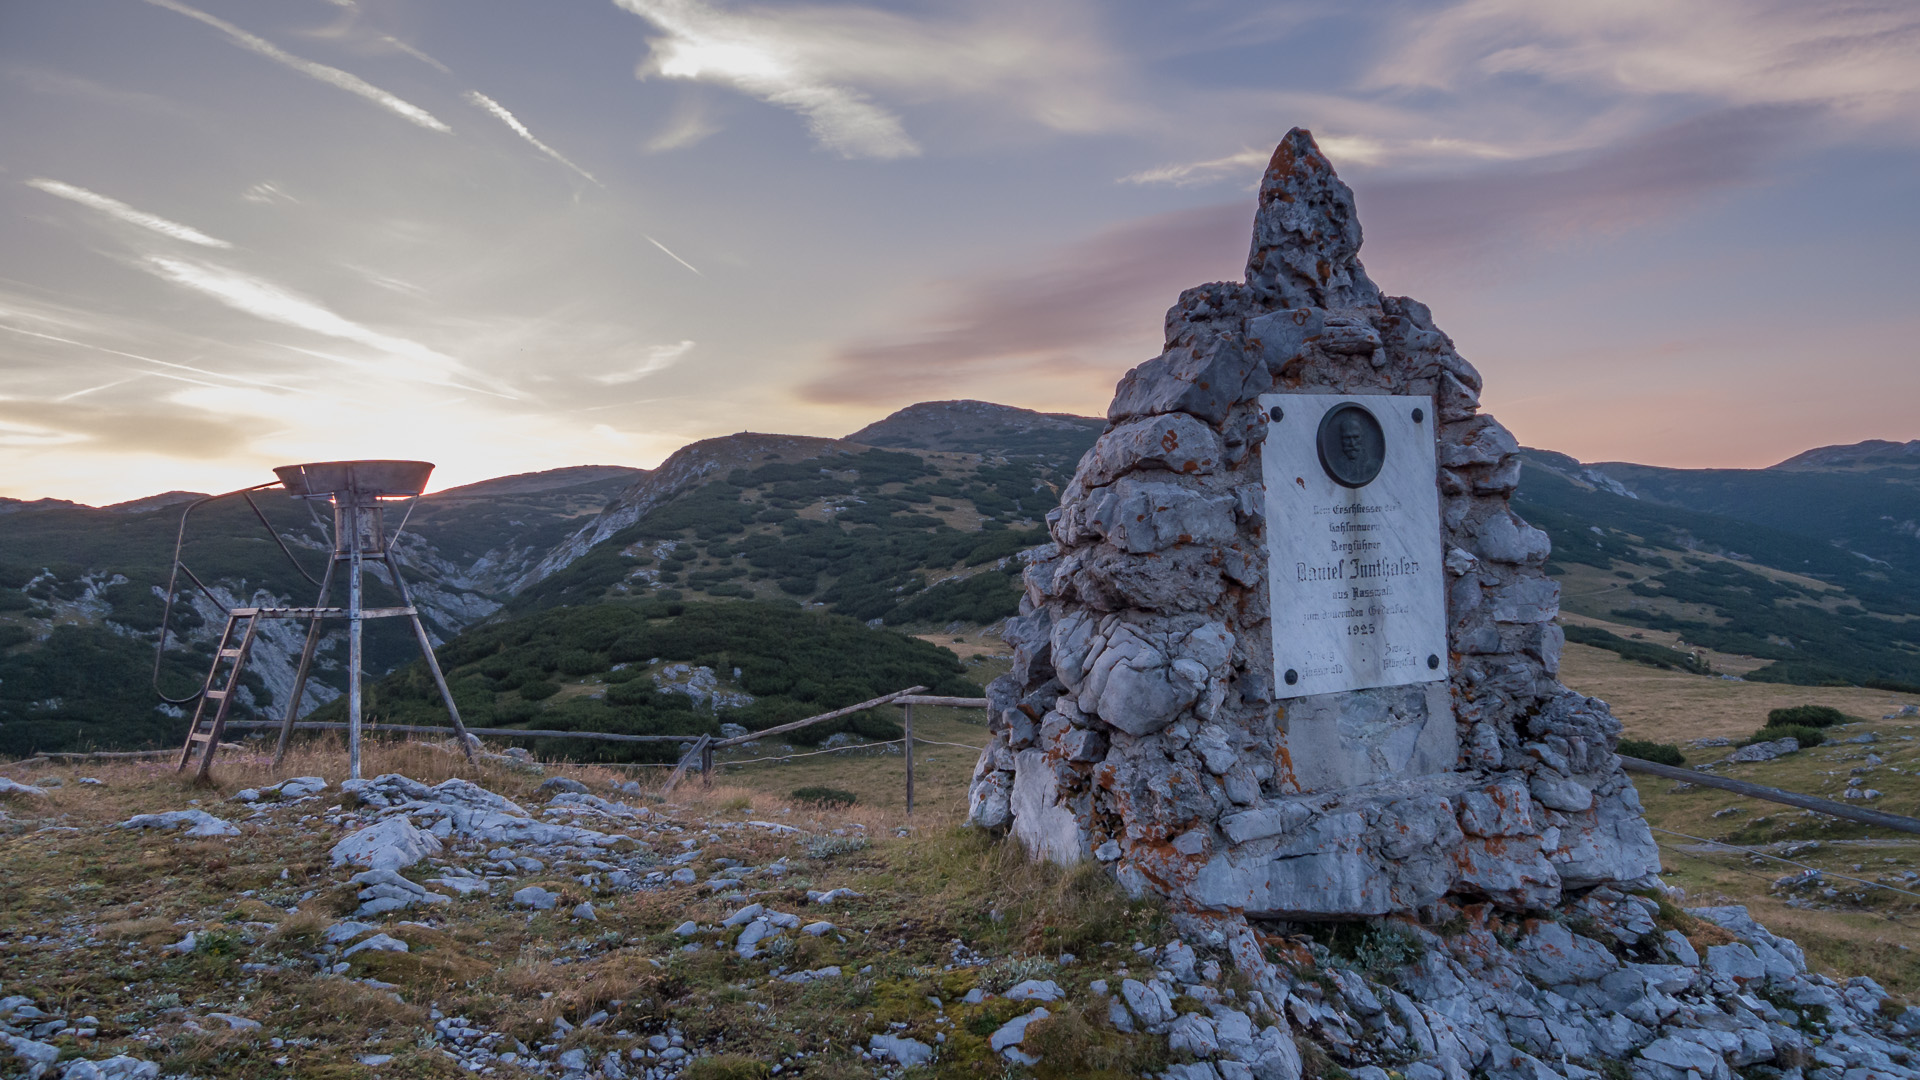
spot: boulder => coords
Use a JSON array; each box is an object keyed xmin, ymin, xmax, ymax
[
  {"xmin": 329, "ymin": 816, "xmax": 442, "ymax": 871},
  {"xmin": 117, "ymin": 810, "xmax": 239, "ymax": 838}
]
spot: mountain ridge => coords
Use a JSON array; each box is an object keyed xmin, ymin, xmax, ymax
[{"xmin": 4, "ymin": 399, "xmax": 1918, "ymax": 754}]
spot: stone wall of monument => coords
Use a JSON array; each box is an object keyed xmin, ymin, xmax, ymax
[{"xmin": 966, "ymin": 128, "xmax": 1661, "ymax": 919}]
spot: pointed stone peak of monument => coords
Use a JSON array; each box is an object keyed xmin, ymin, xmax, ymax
[{"xmin": 1245, "ymin": 127, "xmax": 1381, "ymax": 314}]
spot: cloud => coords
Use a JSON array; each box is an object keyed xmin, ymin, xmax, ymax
[
  {"xmin": 611, "ymin": 0, "xmax": 1127, "ymax": 158},
  {"xmin": 1120, "ymin": 149, "xmax": 1272, "ymax": 188},
  {"xmin": 27, "ymin": 178, "xmax": 232, "ymax": 248},
  {"xmin": 134, "ymin": 255, "xmax": 508, "ymax": 396},
  {"xmin": 241, "ymin": 182, "xmax": 297, "ymax": 205},
  {"xmin": 465, "ymin": 91, "xmax": 600, "ymax": 185},
  {"xmin": 615, "ymin": 0, "xmax": 914, "ymax": 158},
  {"xmin": 141, "ymin": 0, "xmax": 451, "ymax": 133},
  {"xmin": 644, "ymin": 235, "xmax": 703, "ymax": 276},
  {"xmin": 0, "ymin": 320, "xmax": 305, "ymax": 395},
  {"xmin": 644, "ymin": 98, "xmax": 720, "ymax": 151},
  {"xmin": 3, "ymin": 65, "xmax": 193, "ymax": 118},
  {"xmin": 591, "ymin": 340, "xmax": 696, "ymax": 384},
  {"xmin": 804, "ymin": 103, "xmax": 1808, "ymax": 410},
  {"xmin": 1352, "ymin": 105, "xmax": 1808, "ymax": 271},
  {"xmin": 1119, "ymin": 134, "xmax": 1521, "ymax": 187},
  {"xmin": 381, "ymin": 36, "xmax": 453, "ymax": 76},
  {"xmin": 0, "ymin": 398, "xmax": 258, "ymax": 458},
  {"xmin": 800, "ymin": 203, "xmax": 1247, "ymax": 408},
  {"xmin": 1374, "ymin": 0, "xmax": 1920, "ymax": 129}
]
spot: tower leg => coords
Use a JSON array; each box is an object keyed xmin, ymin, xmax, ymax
[
  {"xmin": 273, "ymin": 557, "xmax": 336, "ymax": 769},
  {"xmin": 384, "ymin": 554, "xmax": 477, "ymax": 765},
  {"xmin": 347, "ymin": 509, "xmax": 364, "ymax": 780}
]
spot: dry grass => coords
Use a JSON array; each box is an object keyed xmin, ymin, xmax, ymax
[
  {"xmin": 0, "ymin": 730, "xmax": 1187, "ymax": 1078},
  {"xmin": 1558, "ymin": 640, "xmax": 1910, "ymax": 743},
  {"xmin": 1556, "ymin": 640, "xmax": 1920, "ymax": 999}
]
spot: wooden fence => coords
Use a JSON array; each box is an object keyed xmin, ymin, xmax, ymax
[{"xmin": 226, "ymin": 686, "xmax": 992, "ymax": 812}]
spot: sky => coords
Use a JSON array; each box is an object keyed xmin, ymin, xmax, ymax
[{"xmin": 2, "ymin": 0, "xmax": 1917, "ymax": 505}]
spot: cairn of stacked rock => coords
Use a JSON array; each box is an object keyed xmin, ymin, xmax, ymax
[{"xmin": 967, "ymin": 128, "xmax": 1661, "ymax": 921}]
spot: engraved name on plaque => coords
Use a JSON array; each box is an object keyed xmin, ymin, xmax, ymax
[{"xmin": 1260, "ymin": 393, "xmax": 1448, "ymax": 698}]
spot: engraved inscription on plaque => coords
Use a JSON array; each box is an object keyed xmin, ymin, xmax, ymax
[{"xmin": 1260, "ymin": 394, "xmax": 1448, "ymax": 698}]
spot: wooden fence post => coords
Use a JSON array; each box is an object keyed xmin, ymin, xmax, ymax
[
  {"xmin": 903, "ymin": 702, "xmax": 914, "ymax": 816},
  {"xmin": 701, "ymin": 739, "xmax": 714, "ymax": 788},
  {"xmin": 660, "ymin": 734, "xmax": 711, "ymax": 797}
]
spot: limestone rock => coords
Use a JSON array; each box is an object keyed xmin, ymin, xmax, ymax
[
  {"xmin": 513, "ymin": 886, "xmax": 559, "ymax": 910},
  {"xmin": 1722, "ymin": 737, "xmax": 1799, "ymax": 763},
  {"xmin": 867, "ymin": 1034, "xmax": 932, "ymax": 1067},
  {"xmin": 342, "ymin": 934, "xmax": 407, "ymax": 957},
  {"xmin": 117, "ymin": 809, "xmax": 239, "ymax": 838},
  {"xmin": 349, "ymin": 869, "xmax": 450, "ymax": 916},
  {"xmin": 330, "ymin": 815, "xmax": 443, "ymax": 871}
]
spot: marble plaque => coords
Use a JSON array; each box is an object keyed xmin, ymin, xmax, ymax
[{"xmin": 1260, "ymin": 393, "xmax": 1448, "ymax": 698}]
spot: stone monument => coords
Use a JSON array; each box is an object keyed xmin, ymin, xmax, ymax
[{"xmin": 967, "ymin": 128, "xmax": 1660, "ymax": 921}]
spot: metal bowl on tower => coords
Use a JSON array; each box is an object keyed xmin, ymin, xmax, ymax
[{"xmin": 273, "ymin": 460, "xmax": 434, "ymax": 501}]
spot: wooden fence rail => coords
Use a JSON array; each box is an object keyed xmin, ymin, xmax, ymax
[
  {"xmin": 225, "ymin": 688, "xmax": 996, "ymax": 811},
  {"xmin": 1620, "ymin": 755, "xmax": 1920, "ymax": 836}
]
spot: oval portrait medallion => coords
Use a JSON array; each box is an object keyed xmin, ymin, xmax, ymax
[{"xmin": 1315, "ymin": 402, "xmax": 1386, "ymax": 488}]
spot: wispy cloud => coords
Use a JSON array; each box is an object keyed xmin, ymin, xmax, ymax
[
  {"xmin": 644, "ymin": 235, "xmax": 703, "ymax": 277},
  {"xmin": 1374, "ymin": 0, "xmax": 1920, "ymax": 129},
  {"xmin": 0, "ymin": 321, "xmax": 301, "ymax": 394},
  {"xmin": 134, "ymin": 255, "xmax": 510, "ymax": 396},
  {"xmin": 241, "ymin": 182, "xmax": 296, "ymax": 205},
  {"xmin": 141, "ymin": 0, "xmax": 451, "ymax": 133},
  {"xmin": 382, "ymin": 36, "xmax": 452, "ymax": 76},
  {"xmin": 644, "ymin": 98, "xmax": 719, "ymax": 152},
  {"xmin": 1120, "ymin": 149, "xmax": 1273, "ymax": 188},
  {"xmin": 800, "ymin": 203, "xmax": 1246, "ymax": 408},
  {"xmin": 1354, "ymin": 105, "xmax": 1809, "ymax": 272},
  {"xmin": 592, "ymin": 340, "xmax": 696, "ymax": 384},
  {"xmin": 611, "ymin": 0, "xmax": 1127, "ymax": 158},
  {"xmin": 465, "ymin": 91, "xmax": 600, "ymax": 184},
  {"xmin": 615, "ymin": 0, "xmax": 914, "ymax": 159},
  {"xmin": 27, "ymin": 178, "xmax": 231, "ymax": 248}
]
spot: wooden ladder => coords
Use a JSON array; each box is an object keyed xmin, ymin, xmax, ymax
[{"xmin": 176, "ymin": 609, "xmax": 261, "ymax": 779}]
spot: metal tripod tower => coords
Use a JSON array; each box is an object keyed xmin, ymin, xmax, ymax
[{"xmin": 261, "ymin": 460, "xmax": 476, "ymax": 778}]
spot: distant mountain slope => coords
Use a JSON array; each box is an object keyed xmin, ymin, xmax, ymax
[
  {"xmin": 515, "ymin": 402, "xmax": 1102, "ymax": 620},
  {"xmin": 7, "ymin": 398, "xmax": 1915, "ymax": 756},
  {"xmin": 517, "ymin": 434, "xmax": 850, "ymax": 591},
  {"xmin": 1771, "ymin": 438, "xmax": 1920, "ymax": 471},
  {"xmin": 0, "ymin": 467, "xmax": 638, "ymax": 755},
  {"xmin": 1579, "ymin": 447, "xmax": 1920, "ymax": 578},
  {"xmin": 845, "ymin": 399, "xmax": 1103, "ymax": 457},
  {"xmin": 1515, "ymin": 448, "xmax": 1920, "ymax": 690},
  {"xmin": 431, "ymin": 465, "xmax": 643, "ymax": 499}
]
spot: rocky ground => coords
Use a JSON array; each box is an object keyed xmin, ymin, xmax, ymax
[{"xmin": 2, "ymin": 742, "xmax": 1917, "ymax": 1080}]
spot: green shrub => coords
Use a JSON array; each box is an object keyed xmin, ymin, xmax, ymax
[
  {"xmin": 518, "ymin": 680, "xmax": 561, "ymax": 701},
  {"xmin": 1765, "ymin": 704, "xmax": 1848, "ymax": 729},
  {"xmin": 1744, "ymin": 724, "xmax": 1824, "ymax": 748},
  {"xmin": 556, "ymin": 649, "xmax": 604, "ymax": 676},
  {"xmin": 790, "ymin": 785, "xmax": 858, "ymax": 807},
  {"xmin": 1617, "ymin": 739, "xmax": 1686, "ymax": 766},
  {"xmin": 493, "ymin": 699, "xmax": 538, "ymax": 724},
  {"xmin": 1562, "ymin": 624, "xmax": 1712, "ymax": 675},
  {"xmin": 605, "ymin": 680, "xmax": 657, "ymax": 706}
]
